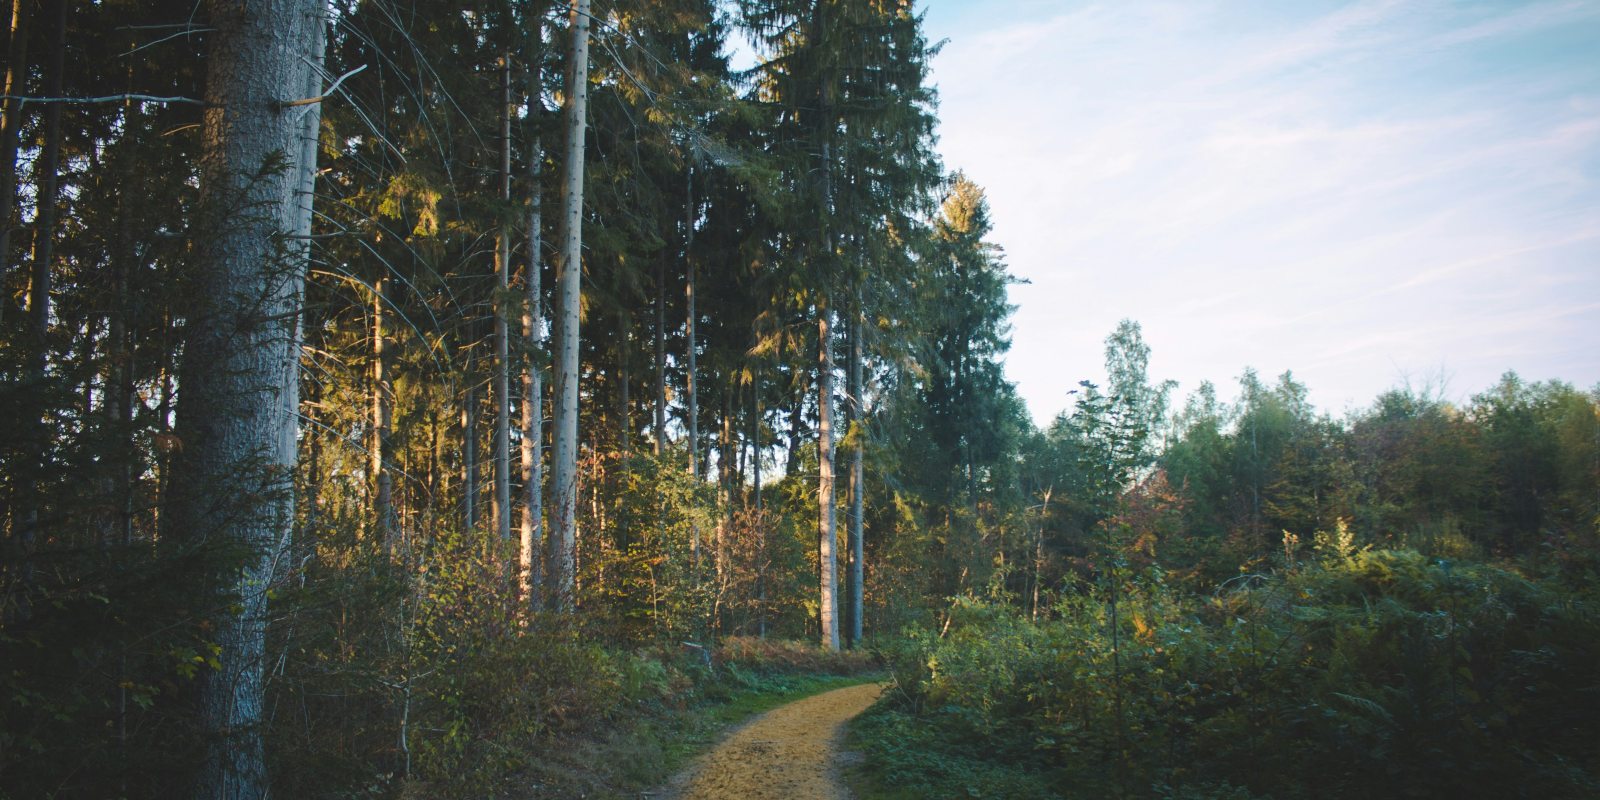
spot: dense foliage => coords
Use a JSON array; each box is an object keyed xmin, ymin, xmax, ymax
[
  {"xmin": 861, "ymin": 546, "xmax": 1599, "ymax": 799},
  {"xmin": 850, "ymin": 329, "xmax": 1600, "ymax": 799}
]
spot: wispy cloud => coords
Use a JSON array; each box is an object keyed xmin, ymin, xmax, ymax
[{"xmin": 926, "ymin": 0, "xmax": 1600, "ymax": 419}]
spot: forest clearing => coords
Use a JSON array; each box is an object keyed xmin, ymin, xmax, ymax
[{"xmin": 1, "ymin": 1, "xmax": 1597, "ymax": 799}]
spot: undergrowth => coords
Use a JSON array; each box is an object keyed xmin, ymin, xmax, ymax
[{"xmin": 848, "ymin": 548, "xmax": 1600, "ymax": 800}]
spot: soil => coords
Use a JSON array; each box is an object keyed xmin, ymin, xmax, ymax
[{"xmin": 656, "ymin": 682, "xmax": 884, "ymax": 800}]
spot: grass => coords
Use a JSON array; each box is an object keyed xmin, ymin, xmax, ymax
[{"xmin": 843, "ymin": 702, "xmax": 1065, "ymax": 800}]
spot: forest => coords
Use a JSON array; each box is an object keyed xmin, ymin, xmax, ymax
[{"xmin": 0, "ymin": 1, "xmax": 1596, "ymax": 799}]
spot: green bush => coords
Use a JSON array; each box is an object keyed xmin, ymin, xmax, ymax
[{"xmin": 862, "ymin": 550, "xmax": 1600, "ymax": 799}]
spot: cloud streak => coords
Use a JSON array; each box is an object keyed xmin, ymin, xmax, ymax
[{"xmin": 925, "ymin": 0, "xmax": 1600, "ymax": 419}]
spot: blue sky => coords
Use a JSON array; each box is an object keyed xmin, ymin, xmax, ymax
[{"xmin": 918, "ymin": 0, "xmax": 1600, "ymax": 423}]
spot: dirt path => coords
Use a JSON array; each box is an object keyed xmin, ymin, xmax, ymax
[{"xmin": 660, "ymin": 682, "xmax": 884, "ymax": 800}]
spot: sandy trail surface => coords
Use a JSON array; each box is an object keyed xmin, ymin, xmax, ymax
[{"xmin": 661, "ymin": 682, "xmax": 883, "ymax": 800}]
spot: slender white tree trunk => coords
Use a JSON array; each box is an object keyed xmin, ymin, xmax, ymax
[
  {"xmin": 520, "ymin": 26, "xmax": 546, "ymax": 612},
  {"xmin": 172, "ymin": 2, "xmax": 325, "ymax": 796},
  {"xmin": 685, "ymin": 163, "xmax": 700, "ymax": 571},
  {"xmin": 550, "ymin": 0, "xmax": 591, "ymax": 612},
  {"xmin": 817, "ymin": 308, "xmax": 839, "ymax": 652}
]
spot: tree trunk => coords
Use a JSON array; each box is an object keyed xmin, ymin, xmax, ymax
[
  {"xmin": 0, "ymin": 0, "xmax": 28, "ymax": 325},
  {"xmin": 520, "ymin": 21, "xmax": 546, "ymax": 612},
  {"xmin": 108, "ymin": 90, "xmax": 143, "ymax": 551},
  {"xmin": 493, "ymin": 55, "xmax": 513, "ymax": 551},
  {"xmin": 29, "ymin": 0, "xmax": 62, "ymax": 355},
  {"xmin": 816, "ymin": 19, "xmax": 840, "ymax": 647},
  {"xmin": 817, "ymin": 308, "xmax": 839, "ymax": 652},
  {"xmin": 619, "ymin": 313, "xmax": 632, "ymax": 454},
  {"xmin": 372, "ymin": 273, "xmax": 395, "ymax": 550},
  {"xmin": 848, "ymin": 306, "xmax": 864, "ymax": 648},
  {"xmin": 752, "ymin": 380, "xmax": 765, "ymax": 638},
  {"xmin": 653, "ymin": 257, "xmax": 667, "ymax": 455},
  {"xmin": 169, "ymin": 2, "xmax": 326, "ymax": 797},
  {"xmin": 550, "ymin": 0, "xmax": 591, "ymax": 612},
  {"xmin": 685, "ymin": 163, "xmax": 700, "ymax": 571},
  {"xmin": 462, "ymin": 357, "xmax": 477, "ymax": 532},
  {"xmin": 8, "ymin": 0, "xmax": 58, "ymax": 622},
  {"xmin": 786, "ymin": 390, "xmax": 803, "ymax": 477},
  {"xmin": 716, "ymin": 388, "xmax": 733, "ymax": 628}
]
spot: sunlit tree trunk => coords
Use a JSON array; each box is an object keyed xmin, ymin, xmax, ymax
[
  {"xmin": 169, "ymin": 2, "xmax": 326, "ymax": 796},
  {"xmin": 372, "ymin": 273, "xmax": 394, "ymax": 549},
  {"xmin": 550, "ymin": 0, "xmax": 591, "ymax": 612}
]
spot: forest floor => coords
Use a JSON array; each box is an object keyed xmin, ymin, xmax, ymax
[{"xmin": 654, "ymin": 682, "xmax": 885, "ymax": 800}]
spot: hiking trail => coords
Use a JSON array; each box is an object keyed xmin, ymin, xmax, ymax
[{"xmin": 658, "ymin": 682, "xmax": 883, "ymax": 800}]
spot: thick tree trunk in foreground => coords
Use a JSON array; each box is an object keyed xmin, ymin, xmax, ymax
[
  {"xmin": 550, "ymin": 0, "xmax": 591, "ymax": 612},
  {"xmin": 169, "ymin": 1, "xmax": 325, "ymax": 797}
]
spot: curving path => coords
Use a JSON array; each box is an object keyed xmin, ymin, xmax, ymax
[{"xmin": 661, "ymin": 682, "xmax": 883, "ymax": 800}]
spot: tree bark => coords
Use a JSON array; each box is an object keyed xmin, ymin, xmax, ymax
[
  {"xmin": 752, "ymin": 379, "xmax": 765, "ymax": 638},
  {"xmin": 816, "ymin": 21, "xmax": 840, "ymax": 646},
  {"xmin": 108, "ymin": 89, "xmax": 143, "ymax": 551},
  {"xmin": 493, "ymin": 55, "xmax": 513, "ymax": 551},
  {"xmin": 29, "ymin": 0, "xmax": 62, "ymax": 354},
  {"xmin": 685, "ymin": 163, "xmax": 700, "ymax": 570},
  {"xmin": 462, "ymin": 356, "xmax": 477, "ymax": 532},
  {"xmin": 520, "ymin": 19, "xmax": 546, "ymax": 612},
  {"xmin": 786, "ymin": 394, "xmax": 803, "ymax": 477},
  {"xmin": 0, "ymin": 0, "xmax": 28, "ymax": 325},
  {"xmin": 653, "ymin": 256, "xmax": 667, "ymax": 455},
  {"xmin": 372, "ymin": 273, "xmax": 395, "ymax": 550},
  {"xmin": 169, "ymin": 2, "xmax": 326, "ymax": 797},
  {"xmin": 848, "ymin": 306, "xmax": 864, "ymax": 648},
  {"xmin": 550, "ymin": 0, "xmax": 591, "ymax": 612},
  {"xmin": 817, "ymin": 308, "xmax": 839, "ymax": 652}
]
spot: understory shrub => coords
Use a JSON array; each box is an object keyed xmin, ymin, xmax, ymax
[{"xmin": 867, "ymin": 549, "xmax": 1600, "ymax": 799}]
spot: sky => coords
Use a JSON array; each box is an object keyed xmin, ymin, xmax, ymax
[{"xmin": 916, "ymin": 0, "xmax": 1600, "ymax": 424}]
